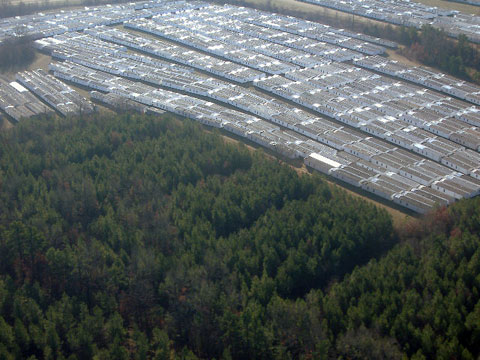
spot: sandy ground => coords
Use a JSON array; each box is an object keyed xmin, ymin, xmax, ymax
[
  {"xmin": 1, "ymin": 52, "xmax": 52, "ymax": 81},
  {"xmin": 27, "ymin": 52, "xmax": 53, "ymax": 72},
  {"xmin": 386, "ymin": 48, "xmax": 425, "ymax": 67},
  {"xmin": 0, "ymin": 116, "xmax": 14, "ymax": 130}
]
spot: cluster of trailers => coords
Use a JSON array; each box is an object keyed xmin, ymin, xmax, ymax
[
  {"xmin": 0, "ymin": 76, "xmax": 54, "ymax": 121},
  {"xmin": 0, "ymin": 0, "xmax": 208, "ymax": 44},
  {"xmin": 2, "ymin": 0, "xmax": 480, "ymax": 213},
  {"xmin": 300, "ymin": 0, "xmax": 480, "ymax": 43}
]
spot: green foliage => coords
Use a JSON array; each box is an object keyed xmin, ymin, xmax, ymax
[
  {"xmin": 0, "ymin": 36, "xmax": 36, "ymax": 71},
  {"xmin": 355, "ymin": 22, "xmax": 480, "ymax": 80},
  {"xmin": 2, "ymin": 112, "xmax": 480, "ymax": 359},
  {"xmin": 0, "ymin": 114, "xmax": 393, "ymax": 359},
  {"xmin": 335, "ymin": 325, "xmax": 403, "ymax": 359},
  {"xmin": 0, "ymin": 113, "xmax": 394, "ymax": 358},
  {"xmin": 323, "ymin": 198, "xmax": 480, "ymax": 358},
  {"xmin": 397, "ymin": 25, "xmax": 480, "ymax": 80}
]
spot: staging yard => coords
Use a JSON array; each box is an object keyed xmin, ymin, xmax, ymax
[
  {"xmin": 2, "ymin": 0, "xmax": 480, "ymax": 213},
  {"xmin": 299, "ymin": 0, "xmax": 480, "ymax": 43}
]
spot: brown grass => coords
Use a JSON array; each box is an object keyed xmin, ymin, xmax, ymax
[
  {"xmin": 386, "ymin": 48, "xmax": 425, "ymax": 67},
  {"xmin": 27, "ymin": 52, "xmax": 52, "ymax": 72},
  {"xmin": 0, "ymin": 117, "xmax": 14, "ymax": 130},
  {"xmin": 1, "ymin": 51, "xmax": 52, "ymax": 80}
]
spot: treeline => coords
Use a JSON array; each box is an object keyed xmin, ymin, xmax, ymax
[
  {"xmin": 324, "ymin": 18, "xmax": 480, "ymax": 82},
  {"xmin": 220, "ymin": 0, "xmax": 480, "ymax": 83},
  {"xmin": 0, "ymin": 112, "xmax": 394, "ymax": 359},
  {"xmin": 322, "ymin": 198, "xmax": 480, "ymax": 359},
  {"xmin": 359, "ymin": 23, "xmax": 480, "ymax": 80},
  {"xmin": 0, "ymin": 36, "xmax": 35, "ymax": 71},
  {"xmin": 1, "ymin": 113, "xmax": 480, "ymax": 358},
  {"xmin": 0, "ymin": 0, "xmax": 66, "ymax": 19},
  {"xmin": 395, "ymin": 25, "xmax": 480, "ymax": 80},
  {"xmin": 319, "ymin": 15, "xmax": 480, "ymax": 81}
]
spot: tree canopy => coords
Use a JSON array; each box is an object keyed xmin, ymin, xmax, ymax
[{"xmin": 0, "ymin": 112, "xmax": 479, "ymax": 359}]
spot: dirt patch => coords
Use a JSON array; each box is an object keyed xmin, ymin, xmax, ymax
[
  {"xmin": 1, "ymin": 52, "xmax": 52, "ymax": 81},
  {"xmin": 386, "ymin": 48, "xmax": 425, "ymax": 67},
  {"xmin": 0, "ymin": 117, "xmax": 14, "ymax": 130},
  {"xmin": 27, "ymin": 52, "xmax": 52, "ymax": 72}
]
